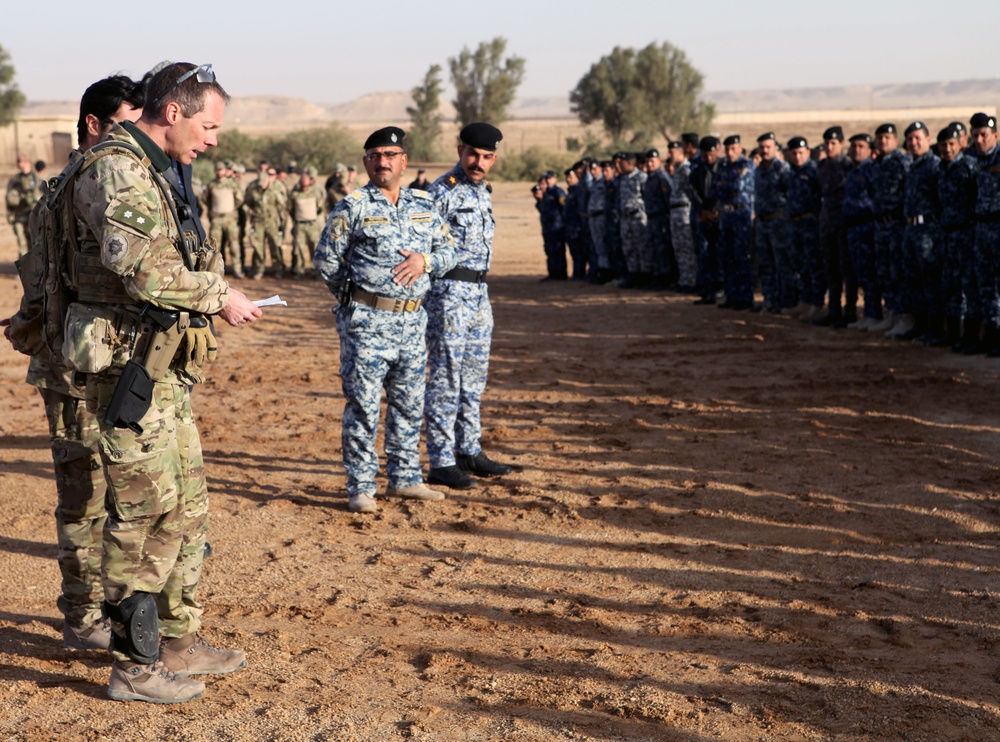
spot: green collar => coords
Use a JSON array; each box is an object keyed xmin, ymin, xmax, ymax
[{"xmin": 121, "ymin": 120, "xmax": 171, "ymax": 172}]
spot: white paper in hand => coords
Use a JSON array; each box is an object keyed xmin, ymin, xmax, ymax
[{"xmin": 253, "ymin": 295, "xmax": 288, "ymax": 308}]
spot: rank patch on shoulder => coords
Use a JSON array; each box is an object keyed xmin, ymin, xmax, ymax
[
  {"xmin": 362, "ymin": 215, "xmax": 390, "ymax": 226},
  {"xmin": 410, "ymin": 212, "xmax": 433, "ymax": 223},
  {"xmin": 350, "ymin": 190, "xmax": 363, "ymax": 200},
  {"xmin": 109, "ymin": 202, "xmax": 155, "ymax": 237},
  {"xmin": 103, "ymin": 234, "xmax": 129, "ymax": 263}
]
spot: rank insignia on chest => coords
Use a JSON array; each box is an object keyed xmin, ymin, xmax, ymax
[
  {"xmin": 409, "ymin": 212, "xmax": 433, "ymax": 223},
  {"xmin": 362, "ymin": 215, "xmax": 390, "ymax": 226}
]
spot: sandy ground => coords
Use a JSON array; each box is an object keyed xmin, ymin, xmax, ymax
[{"xmin": 1, "ymin": 181, "xmax": 1000, "ymax": 741}]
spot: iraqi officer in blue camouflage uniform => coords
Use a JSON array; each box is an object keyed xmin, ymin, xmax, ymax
[
  {"xmin": 586, "ymin": 161, "xmax": 612, "ymax": 283},
  {"xmin": 642, "ymin": 148, "xmax": 673, "ymax": 289},
  {"xmin": 423, "ymin": 122, "xmax": 512, "ymax": 491},
  {"xmin": 968, "ymin": 112, "xmax": 1000, "ymax": 355},
  {"xmin": 842, "ymin": 134, "xmax": 880, "ymax": 327},
  {"xmin": 690, "ymin": 136, "xmax": 723, "ymax": 304},
  {"xmin": 752, "ymin": 132, "xmax": 794, "ymax": 313},
  {"xmin": 814, "ymin": 126, "xmax": 857, "ymax": 328},
  {"xmin": 314, "ymin": 126, "xmax": 458, "ymax": 514},
  {"xmin": 712, "ymin": 135, "xmax": 757, "ymax": 310},
  {"xmin": 617, "ymin": 152, "xmax": 650, "ymax": 287},
  {"xmin": 936, "ymin": 126, "xmax": 979, "ymax": 351},
  {"xmin": 785, "ymin": 137, "xmax": 825, "ymax": 319},
  {"xmin": 537, "ymin": 171, "xmax": 568, "ymax": 280}
]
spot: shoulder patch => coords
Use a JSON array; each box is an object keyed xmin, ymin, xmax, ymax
[
  {"xmin": 443, "ymin": 174, "xmax": 459, "ymax": 190},
  {"xmin": 109, "ymin": 202, "xmax": 156, "ymax": 237}
]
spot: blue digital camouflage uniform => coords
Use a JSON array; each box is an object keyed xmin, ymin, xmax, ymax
[
  {"xmin": 314, "ymin": 184, "xmax": 457, "ymax": 498},
  {"xmin": 817, "ymin": 153, "xmax": 855, "ymax": 318},
  {"xmin": 972, "ymin": 144, "xmax": 1000, "ymax": 325},
  {"xmin": 424, "ymin": 165, "xmax": 495, "ymax": 470},
  {"xmin": 753, "ymin": 158, "xmax": 794, "ymax": 310},
  {"xmin": 712, "ymin": 156, "xmax": 755, "ymax": 305},
  {"xmin": 667, "ymin": 159, "xmax": 697, "ymax": 289},
  {"xmin": 537, "ymin": 184, "xmax": 567, "ymax": 278},
  {"xmin": 564, "ymin": 179, "xmax": 589, "ymax": 279},
  {"xmin": 618, "ymin": 168, "xmax": 650, "ymax": 275},
  {"xmin": 689, "ymin": 156, "xmax": 722, "ymax": 300},
  {"xmin": 642, "ymin": 167, "xmax": 672, "ymax": 282},
  {"xmin": 587, "ymin": 175, "xmax": 609, "ymax": 271},
  {"xmin": 787, "ymin": 158, "xmax": 825, "ymax": 308},
  {"xmin": 937, "ymin": 152, "xmax": 978, "ymax": 323},
  {"xmin": 902, "ymin": 150, "xmax": 942, "ymax": 319},
  {"xmin": 843, "ymin": 160, "xmax": 879, "ymax": 318},
  {"xmin": 872, "ymin": 149, "xmax": 912, "ymax": 315},
  {"xmin": 604, "ymin": 175, "xmax": 624, "ymax": 277}
]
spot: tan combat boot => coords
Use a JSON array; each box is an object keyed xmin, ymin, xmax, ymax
[
  {"xmin": 63, "ymin": 619, "xmax": 112, "ymax": 650},
  {"xmin": 385, "ymin": 483, "xmax": 445, "ymax": 501},
  {"xmin": 159, "ymin": 633, "xmax": 247, "ymax": 676},
  {"xmin": 107, "ymin": 660, "xmax": 205, "ymax": 704}
]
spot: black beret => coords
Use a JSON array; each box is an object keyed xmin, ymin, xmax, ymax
[
  {"xmin": 787, "ymin": 136, "xmax": 808, "ymax": 150},
  {"xmin": 612, "ymin": 151, "xmax": 628, "ymax": 160},
  {"xmin": 756, "ymin": 131, "xmax": 776, "ymax": 143},
  {"xmin": 904, "ymin": 121, "xmax": 927, "ymax": 136},
  {"xmin": 970, "ymin": 112, "xmax": 997, "ymax": 130},
  {"xmin": 849, "ymin": 133, "xmax": 873, "ymax": 144},
  {"xmin": 723, "ymin": 134, "xmax": 741, "ymax": 146},
  {"xmin": 645, "ymin": 148, "xmax": 660, "ymax": 159},
  {"xmin": 667, "ymin": 141, "xmax": 683, "ymax": 150},
  {"xmin": 460, "ymin": 122, "xmax": 503, "ymax": 151},
  {"xmin": 874, "ymin": 123, "xmax": 896, "ymax": 136},
  {"xmin": 564, "ymin": 167, "xmax": 574, "ymax": 176},
  {"xmin": 599, "ymin": 160, "xmax": 613, "ymax": 168},
  {"xmin": 364, "ymin": 126, "xmax": 406, "ymax": 150},
  {"xmin": 531, "ymin": 184, "xmax": 542, "ymax": 193},
  {"xmin": 948, "ymin": 121, "xmax": 967, "ymax": 133},
  {"xmin": 823, "ymin": 126, "xmax": 844, "ymax": 141},
  {"xmin": 699, "ymin": 136, "xmax": 720, "ymax": 151},
  {"xmin": 682, "ymin": 132, "xmax": 700, "ymax": 145},
  {"xmin": 937, "ymin": 126, "xmax": 961, "ymax": 144},
  {"xmin": 541, "ymin": 170, "xmax": 556, "ymax": 179}
]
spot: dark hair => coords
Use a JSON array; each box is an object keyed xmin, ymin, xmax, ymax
[
  {"xmin": 76, "ymin": 75, "xmax": 145, "ymax": 147},
  {"xmin": 143, "ymin": 62, "xmax": 230, "ymax": 120}
]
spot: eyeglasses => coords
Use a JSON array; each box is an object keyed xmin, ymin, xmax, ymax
[
  {"xmin": 364, "ymin": 150, "xmax": 405, "ymax": 163},
  {"xmin": 150, "ymin": 63, "xmax": 215, "ymax": 107}
]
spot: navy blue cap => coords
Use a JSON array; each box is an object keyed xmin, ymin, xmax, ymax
[
  {"xmin": 699, "ymin": 136, "xmax": 720, "ymax": 151},
  {"xmin": 723, "ymin": 134, "xmax": 740, "ymax": 146},
  {"xmin": 364, "ymin": 126, "xmax": 405, "ymax": 150},
  {"xmin": 875, "ymin": 123, "xmax": 896, "ymax": 136},
  {"xmin": 786, "ymin": 136, "xmax": 808, "ymax": 150},
  {"xmin": 756, "ymin": 132, "xmax": 775, "ymax": 143},
  {"xmin": 849, "ymin": 133, "xmax": 873, "ymax": 144},
  {"xmin": 460, "ymin": 122, "xmax": 503, "ymax": 151},
  {"xmin": 823, "ymin": 126, "xmax": 844, "ymax": 141},
  {"xmin": 904, "ymin": 121, "xmax": 927, "ymax": 137}
]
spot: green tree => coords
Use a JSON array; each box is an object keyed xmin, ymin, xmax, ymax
[
  {"xmin": 570, "ymin": 42, "xmax": 714, "ymax": 145},
  {"xmin": 0, "ymin": 44, "xmax": 27, "ymax": 127},
  {"xmin": 209, "ymin": 129, "xmax": 263, "ymax": 168},
  {"xmin": 258, "ymin": 123, "xmax": 359, "ymax": 175},
  {"xmin": 406, "ymin": 64, "xmax": 444, "ymax": 161},
  {"xmin": 448, "ymin": 37, "xmax": 525, "ymax": 127}
]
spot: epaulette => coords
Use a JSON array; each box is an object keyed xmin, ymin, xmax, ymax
[
  {"xmin": 484, "ymin": 178, "xmax": 492, "ymax": 194},
  {"xmin": 442, "ymin": 174, "xmax": 459, "ymax": 190},
  {"xmin": 410, "ymin": 188, "xmax": 431, "ymax": 201},
  {"xmin": 349, "ymin": 190, "xmax": 363, "ymax": 200}
]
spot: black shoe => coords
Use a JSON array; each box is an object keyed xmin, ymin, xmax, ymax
[
  {"xmin": 812, "ymin": 312, "xmax": 840, "ymax": 327},
  {"xmin": 692, "ymin": 296, "xmax": 716, "ymax": 305},
  {"xmin": 456, "ymin": 452, "xmax": 512, "ymax": 477},
  {"xmin": 427, "ymin": 465, "xmax": 476, "ymax": 490}
]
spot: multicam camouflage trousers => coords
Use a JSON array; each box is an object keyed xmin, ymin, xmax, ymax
[
  {"xmin": 424, "ymin": 281, "xmax": 493, "ymax": 469},
  {"xmin": 292, "ymin": 219, "xmax": 322, "ymax": 277},
  {"xmin": 88, "ymin": 373, "xmax": 208, "ymax": 659},
  {"xmin": 336, "ymin": 304, "xmax": 428, "ymax": 496},
  {"xmin": 39, "ymin": 387, "xmax": 107, "ymax": 628},
  {"xmin": 249, "ymin": 219, "xmax": 285, "ymax": 277},
  {"xmin": 211, "ymin": 212, "xmax": 243, "ymax": 276}
]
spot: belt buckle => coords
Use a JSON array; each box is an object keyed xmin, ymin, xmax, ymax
[{"xmin": 404, "ymin": 298, "xmax": 417, "ymax": 312}]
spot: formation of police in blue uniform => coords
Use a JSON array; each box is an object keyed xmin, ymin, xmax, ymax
[{"xmin": 532, "ymin": 111, "xmax": 1000, "ymax": 356}]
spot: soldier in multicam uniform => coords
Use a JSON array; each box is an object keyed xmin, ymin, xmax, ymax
[
  {"xmin": 968, "ymin": 112, "xmax": 1000, "ymax": 356},
  {"xmin": 205, "ymin": 161, "xmax": 244, "ymax": 277},
  {"xmin": 325, "ymin": 162, "xmax": 349, "ymax": 211},
  {"xmin": 314, "ymin": 126, "xmax": 457, "ymax": 514},
  {"xmin": 288, "ymin": 165, "xmax": 326, "ymax": 278},
  {"xmin": 6, "ymin": 154, "xmax": 44, "ymax": 257},
  {"xmin": 868, "ymin": 123, "xmax": 912, "ymax": 334},
  {"xmin": 617, "ymin": 151, "xmax": 650, "ymax": 288},
  {"xmin": 666, "ymin": 141, "xmax": 697, "ymax": 293},
  {"xmin": 785, "ymin": 136, "xmax": 826, "ymax": 320},
  {"xmin": 243, "ymin": 166, "xmax": 287, "ymax": 279},
  {"xmin": 423, "ymin": 123, "xmax": 511, "ymax": 491},
  {"xmin": 897, "ymin": 121, "xmax": 942, "ymax": 343},
  {"xmin": 2, "ymin": 75, "xmax": 145, "ymax": 654},
  {"xmin": 935, "ymin": 125, "xmax": 978, "ymax": 350},
  {"xmin": 64, "ymin": 63, "xmax": 261, "ymax": 704},
  {"xmin": 752, "ymin": 132, "xmax": 794, "ymax": 313},
  {"xmin": 841, "ymin": 134, "xmax": 879, "ymax": 328},
  {"xmin": 712, "ymin": 135, "xmax": 757, "ymax": 310},
  {"xmin": 814, "ymin": 126, "xmax": 856, "ymax": 328}
]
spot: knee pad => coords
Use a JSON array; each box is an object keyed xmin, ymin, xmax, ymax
[{"xmin": 104, "ymin": 592, "xmax": 159, "ymax": 664}]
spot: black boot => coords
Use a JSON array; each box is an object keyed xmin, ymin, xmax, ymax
[
  {"xmin": 954, "ymin": 318, "xmax": 982, "ymax": 354},
  {"xmin": 985, "ymin": 323, "xmax": 1000, "ymax": 357},
  {"xmin": 457, "ymin": 452, "xmax": 512, "ymax": 476},
  {"xmin": 427, "ymin": 465, "xmax": 477, "ymax": 489}
]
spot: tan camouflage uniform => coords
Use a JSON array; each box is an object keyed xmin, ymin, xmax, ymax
[
  {"xmin": 69, "ymin": 122, "xmax": 229, "ymax": 659},
  {"xmin": 243, "ymin": 173, "xmax": 287, "ymax": 278},
  {"xmin": 7, "ymin": 168, "xmax": 43, "ymax": 257},
  {"xmin": 288, "ymin": 177, "xmax": 326, "ymax": 277},
  {"xmin": 205, "ymin": 173, "xmax": 244, "ymax": 277}
]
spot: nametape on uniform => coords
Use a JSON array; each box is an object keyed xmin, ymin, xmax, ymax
[
  {"xmin": 409, "ymin": 212, "xmax": 433, "ymax": 222},
  {"xmin": 362, "ymin": 215, "xmax": 390, "ymax": 226},
  {"xmin": 109, "ymin": 203, "xmax": 156, "ymax": 237},
  {"xmin": 456, "ymin": 207, "xmax": 475, "ymax": 213}
]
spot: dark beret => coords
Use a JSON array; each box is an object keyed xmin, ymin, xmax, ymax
[
  {"xmin": 823, "ymin": 126, "xmax": 844, "ymax": 141},
  {"xmin": 599, "ymin": 160, "xmax": 613, "ymax": 168},
  {"xmin": 937, "ymin": 126, "xmax": 961, "ymax": 144},
  {"xmin": 612, "ymin": 151, "xmax": 628, "ymax": 160},
  {"xmin": 948, "ymin": 121, "xmax": 967, "ymax": 133},
  {"xmin": 904, "ymin": 121, "xmax": 927, "ymax": 137},
  {"xmin": 459, "ymin": 122, "xmax": 503, "ymax": 151},
  {"xmin": 786, "ymin": 136, "xmax": 808, "ymax": 150},
  {"xmin": 667, "ymin": 141, "xmax": 682, "ymax": 150},
  {"xmin": 645, "ymin": 148, "xmax": 660, "ymax": 160},
  {"xmin": 541, "ymin": 170, "xmax": 556, "ymax": 179},
  {"xmin": 723, "ymin": 134, "xmax": 741, "ymax": 146},
  {"xmin": 699, "ymin": 136, "xmax": 720, "ymax": 151},
  {"xmin": 364, "ymin": 126, "xmax": 406, "ymax": 150},
  {"xmin": 849, "ymin": 133, "xmax": 873, "ymax": 144},
  {"xmin": 756, "ymin": 131, "xmax": 776, "ymax": 143},
  {"xmin": 874, "ymin": 123, "xmax": 896, "ymax": 136},
  {"xmin": 970, "ymin": 112, "xmax": 997, "ymax": 130},
  {"xmin": 682, "ymin": 132, "xmax": 700, "ymax": 145},
  {"xmin": 564, "ymin": 167, "xmax": 574, "ymax": 176}
]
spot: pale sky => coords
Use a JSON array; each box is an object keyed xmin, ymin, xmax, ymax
[{"xmin": 6, "ymin": 0, "xmax": 1000, "ymax": 104}]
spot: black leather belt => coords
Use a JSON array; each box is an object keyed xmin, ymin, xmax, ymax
[{"xmin": 442, "ymin": 267, "xmax": 488, "ymax": 283}]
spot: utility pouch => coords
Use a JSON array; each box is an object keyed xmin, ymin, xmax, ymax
[{"xmin": 62, "ymin": 302, "xmax": 126, "ymax": 373}]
